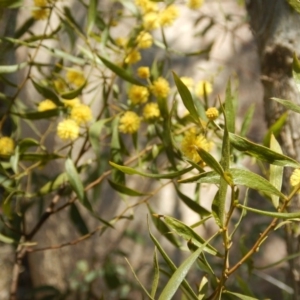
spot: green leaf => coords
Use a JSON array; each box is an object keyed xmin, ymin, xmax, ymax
[
  {"xmin": 89, "ymin": 119, "xmax": 107, "ymax": 155},
  {"xmin": 38, "ymin": 172, "xmax": 68, "ymax": 195},
  {"xmin": 108, "ymin": 179, "xmax": 147, "ymax": 196},
  {"xmin": 229, "ymin": 132, "xmax": 300, "ymax": 168},
  {"xmin": 20, "ymin": 152, "xmax": 63, "ymax": 162},
  {"xmin": 148, "ymin": 220, "xmax": 198, "ymax": 300},
  {"xmin": 19, "ymin": 138, "xmax": 39, "ymax": 153},
  {"xmin": 65, "ymin": 158, "xmax": 93, "ymax": 211},
  {"xmin": 179, "ymin": 168, "xmax": 285, "ymax": 199},
  {"xmin": 240, "ymin": 104, "xmax": 255, "ymax": 137},
  {"xmin": 31, "ymin": 79, "xmax": 61, "ymax": 105},
  {"xmin": 172, "ymin": 72, "xmax": 200, "ymax": 124},
  {"xmin": 263, "ymin": 112, "xmax": 287, "ymax": 147},
  {"xmin": 151, "ymin": 247, "xmax": 160, "ymax": 298},
  {"xmin": 158, "ymin": 234, "xmax": 217, "ymax": 300},
  {"xmin": 109, "ymin": 161, "xmax": 193, "ymax": 179},
  {"xmin": 271, "ymin": 97, "xmax": 300, "ymax": 114},
  {"xmin": 224, "ymin": 79, "xmax": 236, "ymax": 133},
  {"xmin": 0, "ymin": 233, "xmax": 15, "ymax": 244},
  {"xmin": 125, "ymin": 258, "xmax": 154, "ymax": 300},
  {"xmin": 148, "ymin": 206, "xmax": 181, "ymax": 248},
  {"xmin": 70, "ymin": 203, "xmax": 89, "ymax": 235},
  {"xmin": 164, "ymin": 216, "xmax": 222, "ymax": 257},
  {"xmin": 87, "ymin": 0, "xmax": 97, "ymax": 34},
  {"xmin": 237, "ymin": 204, "xmax": 300, "ymax": 219},
  {"xmin": 0, "ymin": 0, "xmax": 23, "ymax": 8},
  {"xmin": 12, "ymin": 108, "xmax": 62, "ymax": 120},
  {"xmin": 14, "ymin": 17, "xmax": 35, "ymax": 38},
  {"xmin": 0, "ymin": 62, "xmax": 27, "ymax": 74},
  {"xmin": 223, "ymin": 290, "xmax": 258, "ymax": 300},
  {"xmin": 269, "ymin": 135, "xmax": 284, "ymax": 208},
  {"xmin": 60, "ymin": 81, "xmax": 87, "ymax": 99},
  {"xmin": 174, "ymin": 184, "xmax": 210, "ymax": 216},
  {"xmin": 212, "ymin": 179, "xmax": 227, "ymax": 227},
  {"xmin": 98, "ymin": 55, "xmax": 144, "ymax": 86},
  {"xmin": 293, "ymin": 52, "xmax": 300, "ymax": 93}
]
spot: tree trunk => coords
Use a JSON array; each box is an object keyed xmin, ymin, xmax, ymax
[{"xmin": 246, "ymin": 1, "xmax": 300, "ymax": 298}]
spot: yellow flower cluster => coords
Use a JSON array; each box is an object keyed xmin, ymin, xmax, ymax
[
  {"xmin": 31, "ymin": 0, "xmax": 50, "ymax": 20},
  {"xmin": 125, "ymin": 50, "xmax": 141, "ymax": 65},
  {"xmin": 290, "ymin": 169, "xmax": 300, "ymax": 188},
  {"xmin": 195, "ymin": 80, "xmax": 213, "ymax": 97},
  {"xmin": 136, "ymin": 31, "xmax": 153, "ymax": 49},
  {"xmin": 56, "ymin": 99, "xmax": 93, "ymax": 141},
  {"xmin": 38, "ymin": 99, "xmax": 57, "ymax": 112},
  {"xmin": 57, "ymin": 119, "xmax": 80, "ymax": 141},
  {"xmin": 205, "ymin": 107, "xmax": 219, "ymax": 121},
  {"xmin": 70, "ymin": 104, "xmax": 93, "ymax": 125},
  {"xmin": 136, "ymin": 1, "xmax": 180, "ymax": 29},
  {"xmin": 159, "ymin": 5, "xmax": 179, "ymax": 27},
  {"xmin": 119, "ymin": 111, "xmax": 141, "ymax": 134},
  {"xmin": 0, "ymin": 137, "xmax": 15, "ymax": 156},
  {"xmin": 187, "ymin": 0, "xmax": 204, "ymax": 9},
  {"xmin": 143, "ymin": 103, "xmax": 160, "ymax": 121},
  {"xmin": 128, "ymin": 85, "xmax": 149, "ymax": 105},
  {"xmin": 115, "ymin": 37, "xmax": 128, "ymax": 48},
  {"xmin": 151, "ymin": 77, "xmax": 170, "ymax": 98},
  {"xmin": 66, "ymin": 69, "xmax": 86, "ymax": 87},
  {"xmin": 137, "ymin": 66, "xmax": 150, "ymax": 79},
  {"xmin": 181, "ymin": 128, "xmax": 211, "ymax": 163}
]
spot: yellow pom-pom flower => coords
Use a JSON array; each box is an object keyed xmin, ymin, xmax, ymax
[
  {"xmin": 115, "ymin": 37, "xmax": 128, "ymax": 48},
  {"xmin": 206, "ymin": 107, "xmax": 219, "ymax": 121},
  {"xmin": 70, "ymin": 104, "xmax": 93, "ymax": 125},
  {"xmin": 128, "ymin": 85, "xmax": 149, "ymax": 105},
  {"xmin": 151, "ymin": 77, "xmax": 170, "ymax": 98},
  {"xmin": 135, "ymin": 0, "xmax": 158, "ymax": 13},
  {"xmin": 137, "ymin": 66, "xmax": 150, "ymax": 79},
  {"xmin": 62, "ymin": 98, "xmax": 81, "ymax": 108},
  {"xmin": 181, "ymin": 128, "xmax": 211, "ymax": 163},
  {"xmin": 38, "ymin": 99, "xmax": 57, "ymax": 112},
  {"xmin": 136, "ymin": 31, "xmax": 153, "ymax": 49},
  {"xmin": 124, "ymin": 49, "xmax": 141, "ymax": 65},
  {"xmin": 143, "ymin": 103, "xmax": 160, "ymax": 120},
  {"xmin": 57, "ymin": 119, "xmax": 80, "ymax": 141},
  {"xmin": 159, "ymin": 5, "xmax": 179, "ymax": 27},
  {"xmin": 31, "ymin": 0, "xmax": 50, "ymax": 20},
  {"xmin": 187, "ymin": 0, "xmax": 204, "ymax": 9},
  {"xmin": 66, "ymin": 69, "xmax": 86, "ymax": 87},
  {"xmin": 0, "ymin": 137, "xmax": 15, "ymax": 156},
  {"xmin": 143, "ymin": 12, "xmax": 160, "ymax": 30},
  {"xmin": 180, "ymin": 77, "xmax": 194, "ymax": 89},
  {"xmin": 290, "ymin": 169, "xmax": 300, "ymax": 188},
  {"xmin": 119, "ymin": 111, "xmax": 141, "ymax": 134},
  {"xmin": 195, "ymin": 80, "xmax": 213, "ymax": 97}
]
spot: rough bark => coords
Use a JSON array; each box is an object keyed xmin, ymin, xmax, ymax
[{"xmin": 246, "ymin": 0, "xmax": 300, "ymax": 298}]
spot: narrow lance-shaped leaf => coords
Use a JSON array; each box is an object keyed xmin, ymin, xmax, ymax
[
  {"xmin": 222, "ymin": 290, "xmax": 259, "ymax": 300},
  {"xmin": 60, "ymin": 81, "xmax": 87, "ymax": 99},
  {"xmin": 240, "ymin": 104, "xmax": 255, "ymax": 137},
  {"xmin": 237, "ymin": 204, "xmax": 300, "ymax": 219},
  {"xmin": 148, "ymin": 206, "xmax": 181, "ymax": 248},
  {"xmin": 263, "ymin": 112, "xmax": 287, "ymax": 147},
  {"xmin": 174, "ymin": 184, "xmax": 210, "ymax": 216},
  {"xmin": 172, "ymin": 72, "xmax": 200, "ymax": 125},
  {"xmin": 87, "ymin": 0, "xmax": 97, "ymax": 34},
  {"xmin": 65, "ymin": 158, "xmax": 93, "ymax": 211},
  {"xmin": 229, "ymin": 132, "xmax": 300, "ymax": 168},
  {"xmin": 180, "ymin": 168, "xmax": 285, "ymax": 199},
  {"xmin": 98, "ymin": 55, "xmax": 144, "ymax": 86},
  {"xmin": 108, "ymin": 179, "xmax": 147, "ymax": 196},
  {"xmin": 150, "ymin": 247, "xmax": 160, "ymax": 298},
  {"xmin": 224, "ymin": 79, "xmax": 236, "ymax": 133},
  {"xmin": 293, "ymin": 52, "xmax": 300, "ymax": 92},
  {"xmin": 31, "ymin": 79, "xmax": 61, "ymax": 105},
  {"xmin": 12, "ymin": 108, "xmax": 62, "ymax": 120},
  {"xmin": 158, "ymin": 233, "xmax": 218, "ymax": 300},
  {"xmin": 148, "ymin": 219, "xmax": 198, "ymax": 300},
  {"xmin": 109, "ymin": 161, "xmax": 193, "ymax": 179},
  {"xmin": 70, "ymin": 203, "xmax": 89, "ymax": 235},
  {"xmin": 269, "ymin": 134, "xmax": 284, "ymax": 208},
  {"xmin": 0, "ymin": 62, "xmax": 27, "ymax": 74},
  {"xmin": 271, "ymin": 97, "xmax": 300, "ymax": 114},
  {"xmin": 164, "ymin": 216, "xmax": 222, "ymax": 257}
]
